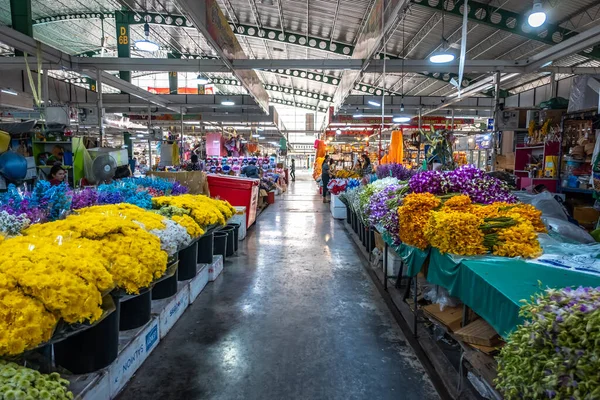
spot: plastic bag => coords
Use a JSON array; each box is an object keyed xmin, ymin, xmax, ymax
[
  {"xmin": 515, "ymin": 191, "xmax": 570, "ymax": 221},
  {"xmin": 423, "ymin": 284, "xmax": 462, "ymax": 311},
  {"xmin": 543, "ymin": 217, "xmax": 596, "ymax": 244}
]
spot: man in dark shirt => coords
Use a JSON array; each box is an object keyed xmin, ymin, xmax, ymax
[{"xmin": 242, "ymin": 160, "xmax": 260, "ymax": 179}]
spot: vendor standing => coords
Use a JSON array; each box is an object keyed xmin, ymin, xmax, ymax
[{"xmin": 322, "ymin": 155, "xmax": 331, "ymax": 203}]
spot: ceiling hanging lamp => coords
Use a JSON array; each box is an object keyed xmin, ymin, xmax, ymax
[
  {"xmin": 429, "ymin": 12, "xmax": 455, "ymax": 64},
  {"xmin": 527, "ymin": 0, "xmax": 547, "ymax": 27},
  {"xmin": 134, "ymin": 23, "xmax": 160, "ymax": 52}
]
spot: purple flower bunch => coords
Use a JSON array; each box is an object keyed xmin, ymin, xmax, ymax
[
  {"xmin": 71, "ymin": 187, "xmax": 99, "ymax": 209},
  {"xmin": 366, "ymin": 184, "xmax": 406, "ymax": 245},
  {"xmin": 408, "ymin": 165, "xmax": 517, "ymax": 204},
  {"xmin": 376, "ymin": 163, "xmax": 416, "ymax": 181},
  {"xmin": 171, "ymin": 181, "xmax": 189, "ymax": 196}
]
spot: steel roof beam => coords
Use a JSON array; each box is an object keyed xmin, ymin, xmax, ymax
[
  {"xmin": 410, "ymin": 0, "xmax": 600, "ymax": 61},
  {"xmin": 523, "ymin": 24, "xmax": 600, "ymax": 72},
  {"xmin": 30, "ymin": 11, "xmax": 462, "ymax": 88}
]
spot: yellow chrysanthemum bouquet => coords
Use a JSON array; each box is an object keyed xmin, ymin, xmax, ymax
[
  {"xmin": 76, "ymin": 204, "xmax": 191, "ymax": 256},
  {"xmin": 24, "ymin": 213, "xmax": 167, "ymax": 294},
  {"xmin": 152, "ymin": 194, "xmax": 235, "ymax": 228},
  {"xmin": 398, "ymin": 194, "xmax": 544, "ymax": 258},
  {"xmin": 0, "ymin": 235, "xmax": 116, "ymax": 356}
]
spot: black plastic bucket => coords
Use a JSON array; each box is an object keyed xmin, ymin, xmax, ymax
[
  {"xmin": 346, "ymin": 207, "xmax": 351, "ymax": 224},
  {"xmin": 227, "ymin": 223, "xmax": 240, "ymax": 252},
  {"xmin": 367, "ymin": 228, "xmax": 375, "ymax": 253},
  {"xmin": 221, "ymin": 226, "xmax": 235, "ymax": 257},
  {"xmin": 119, "ymin": 289, "xmax": 151, "ymax": 331},
  {"xmin": 197, "ymin": 232, "xmax": 214, "ymax": 264},
  {"xmin": 153, "ymin": 271, "xmax": 178, "ymax": 300},
  {"xmin": 361, "ymin": 225, "xmax": 368, "ymax": 247},
  {"xmin": 352, "ymin": 212, "xmax": 357, "ymax": 233},
  {"xmin": 213, "ymin": 231, "xmax": 228, "ymax": 261},
  {"xmin": 359, "ymin": 221, "xmax": 364, "ymax": 242},
  {"xmin": 178, "ymin": 241, "xmax": 198, "ymax": 280},
  {"xmin": 54, "ymin": 297, "xmax": 119, "ymax": 374}
]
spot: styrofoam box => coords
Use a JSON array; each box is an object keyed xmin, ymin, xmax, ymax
[
  {"xmin": 152, "ymin": 283, "xmax": 190, "ymax": 339},
  {"xmin": 229, "ymin": 206, "xmax": 247, "ymax": 240},
  {"xmin": 67, "ymin": 370, "xmax": 110, "ymax": 400},
  {"xmin": 189, "ymin": 264, "xmax": 210, "ymax": 303},
  {"xmin": 331, "ymin": 207, "xmax": 346, "ymax": 220},
  {"xmin": 109, "ymin": 318, "xmax": 160, "ymax": 398},
  {"xmin": 330, "ymin": 194, "xmax": 345, "ymax": 208},
  {"xmin": 208, "ymin": 255, "xmax": 224, "ymax": 282},
  {"xmin": 383, "ymin": 248, "xmax": 402, "ymax": 277}
]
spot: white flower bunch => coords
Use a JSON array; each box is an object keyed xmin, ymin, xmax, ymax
[
  {"xmin": 0, "ymin": 211, "xmax": 30, "ymax": 237},
  {"xmin": 150, "ymin": 219, "xmax": 191, "ymax": 256}
]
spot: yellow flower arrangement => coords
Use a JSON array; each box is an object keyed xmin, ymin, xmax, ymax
[
  {"xmin": 398, "ymin": 193, "xmax": 441, "ymax": 249},
  {"xmin": 78, "ymin": 203, "xmax": 167, "ymax": 230},
  {"xmin": 441, "ymin": 194, "xmax": 474, "ymax": 213},
  {"xmin": 0, "ymin": 236, "xmax": 113, "ymax": 324},
  {"xmin": 152, "ymin": 195, "xmax": 235, "ymax": 228},
  {"xmin": 24, "ymin": 214, "xmax": 167, "ymax": 294},
  {"xmin": 0, "ymin": 286, "xmax": 57, "ymax": 356},
  {"xmin": 172, "ymin": 214, "xmax": 204, "ymax": 238},
  {"xmin": 425, "ymin": 210, "xmax": 487, "ymax": 255},
  {"xmin": 501, "ymin": 204, "xmax": 547, "ymax": 233},
  {"xmin": 490, "ymin": 219, "xmax": 542, "ymax": 258}
]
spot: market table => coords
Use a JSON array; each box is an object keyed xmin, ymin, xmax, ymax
[{"xmin": 382, "ymin": 233, "xmax": 600, "ymax": 337}]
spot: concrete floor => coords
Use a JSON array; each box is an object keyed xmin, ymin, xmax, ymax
[{"xmin": 118, "ymin": 171, "xmax": 439, "ymax": 400}]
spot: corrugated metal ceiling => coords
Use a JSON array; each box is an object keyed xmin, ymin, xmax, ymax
[{"xmin": 0, "ymin": 0, "xmax": 600, "ymax": 106}]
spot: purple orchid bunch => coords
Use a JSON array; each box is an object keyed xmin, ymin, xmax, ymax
[
  {"xmin": 496, "ymin": 286, "xmax": 600, "ymax": 399},
  {"xmin": 408, "ymin": 165, "xmax": 517, "ymax": 204},
  {"xmin": 366, "ymin": 184, "xmax": 407, "ymax": 245},
  {"xmin": 71, "ymin": 187, "xmax": 99, "ymax": 209},
  {"xmin": 376, "ymin": 163, "xmax": 416, "ymax": 181},
  {"xmin": 408, "ymin": 170, "xmax": 451, "ymax": 195}
]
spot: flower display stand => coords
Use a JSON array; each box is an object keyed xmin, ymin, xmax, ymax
[
  {"xmin": 65, "ymin": 256, "xmax": 221, "ymax": 399},
  {"xmin": 189, "ymin": 265, "xmax": 210, "ymax": 303},
  {"xmin": 208, "ymin": 254, "xmax": 224, "ymax": 282},
  {"xmin": 153, "ymin": 282, "xmax": 190, "ymax": 339}
]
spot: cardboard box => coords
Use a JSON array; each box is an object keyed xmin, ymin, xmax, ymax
[
  {"xmin": 495, "ymin": 154, "xmax": 515, "ymax": 171},
  {"xmin": 573, "ymin": 206, "xmax": 600, "ymax": 227}
]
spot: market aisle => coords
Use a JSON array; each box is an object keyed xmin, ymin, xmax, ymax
[{"xmin": 118, "ymin": 171, "xmax": 439, "ymax": 400}]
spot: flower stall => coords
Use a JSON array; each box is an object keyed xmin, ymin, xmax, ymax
[
  {"xmin": 336, "ymin": 163, "xmax": 600, "ymax": 399},
  {"xmin": 0, "ymin": 176, "xmax": 238, "ymax": 399}
]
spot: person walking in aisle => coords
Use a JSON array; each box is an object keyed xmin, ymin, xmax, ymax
[
  {"xmin": 322, "ymin": 155, "xmax": 331, "ymax": 203},
  {"xmin": 290, "ymin": 158, "xmax": 296, "ymax": 182}
]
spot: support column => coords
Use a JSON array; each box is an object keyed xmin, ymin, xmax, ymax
[
  {"xmin": 115, "ymin": 11, "xmax": 131, "ymax": 83},
  {"xmin": 9, "ymin": 0, "xmax": 32, "ymax": 56},
  {"xmin": 168, "ymin": 53, "xmax": 178, "ymax": 94},
  {"xmin": 96, "ymin": 68, "xmax": 104, "ymax": 146},
  {"xmin": 491, "ymin": 72, "xmax": 501, "ymax": 172}
]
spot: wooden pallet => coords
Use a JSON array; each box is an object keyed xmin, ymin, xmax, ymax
[
  {"xmin": 422, "ymin": 304, "xmax": 463, "ymax": 332},
  {"xmin": 454, "ymin": 318, "xmax": 502, "ymax": 347}
]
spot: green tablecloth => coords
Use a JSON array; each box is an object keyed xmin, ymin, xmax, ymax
[
  {"xmin": 381, "ymin": 233, "xmax": 600, "ymax": 337},
  {"xmin": 382, "ymin": 232, "xmax": 429, "ymax": 276}
]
